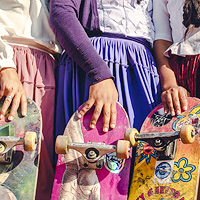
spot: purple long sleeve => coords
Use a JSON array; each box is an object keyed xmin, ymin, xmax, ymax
[{"xmin": 49, "ymin": 0, "xmax": 114, "ymax": 85}]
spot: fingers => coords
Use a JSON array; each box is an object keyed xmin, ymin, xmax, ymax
[
  {"xmin": 9, "ymin": 93, "xmax": 27, "ymax": 120},
  {"xmin": 102, "ymin": 104, "xmax": 110, "ymax": 132},
  {"xmin": 161, "ymin": 86, "xmax": 189, "ymax": 116},
  {"xmin": 0, "ymin": 93, "xmax": 27, "ymax": 121},
  {"xmin": 78, "ymin": 79, "xmax": 118, "ymax": 132},
  {"xmin": 90, "ymin": 103, "xmax": 103, "ymax": 130},
  {"xmin": 78, "ymin": 99, "xmax": 94, "ymax": 119},
  {"xmin": 0, "ymin": 68, "xmax": 27, "ymax": 121},
  {"xmin": 0, "ymin": 94, "xmax": 14, "ymax": 120},
  {"xmin": 20, "ymin": 93, "xmax": 27, "ymax": 116},
  {"xmin": 78, "ymin": 100, "xmax": 117, "ymax": 133},
  {"xmin": 179, "ymin": 93, "xmax": 188, "ymax": 111},
  {"xmin": 110, "ymin": 102, "xmax": 117, "ymax": 129}
]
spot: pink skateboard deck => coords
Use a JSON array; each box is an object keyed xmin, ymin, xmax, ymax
[{"xmin": 51, "ymin": 102, "xmax": 132, "ymax": 199}]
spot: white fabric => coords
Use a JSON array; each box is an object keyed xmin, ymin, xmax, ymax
[
  {"xmin": 153, "ymin": 0, "xmax": 200, "ymax": 56},
  {"xmin": 97, "ymin": 0, "xmax": 155, "ymax": 45},
  {"xmin": 0, "ymin": 0, "xmax": 61, "ymax": 70}
]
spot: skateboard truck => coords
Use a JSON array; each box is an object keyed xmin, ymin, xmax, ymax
[
  {"xmin": 55, "ymin": 136, "xmax": 130, "ymax": 169},
  {"xmin": 0, "ymin": 132, "xmax": 37, "ymax": 163},
  {"xmin": 124, "ymin": 125, "xmax": 196, "ymax": 160}
]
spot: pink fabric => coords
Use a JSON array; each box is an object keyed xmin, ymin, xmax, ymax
[{"xmin": 12, "ymin": 45, "xmax": 56, "ymax": 200}]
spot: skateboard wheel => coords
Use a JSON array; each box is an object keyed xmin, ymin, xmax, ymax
[
  {"xmin": 124, "ymin": 128, "xmax": 139, "ymax": 147},
  {"xmin": 23, "ymin": 132, "xmax": 37, "ymax": 151},
  {"xmin": 55, "ymin": 135, "xmax": 69, "ymax": 154},
  {"xmin": 116, "ymin": 140, "xmax": 130, "ymax": 159},
  {"xmin": 0, "ymin": 142, "xmax": 5, "ymax": 153},
  {"xmin": 180, "ymin": 125, "xmax": 195, "ymax": 144}
]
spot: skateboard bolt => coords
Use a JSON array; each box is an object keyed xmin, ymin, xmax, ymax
[
  {"xmin": 88, "ymin": 150, "xmax": 97, "ymax": 159},
  {"xmin": 97, "ymin": 163, "xmax": 102, "ymax": 169},
  {"xmin": 154, "ymin": 139, "xmax": 162, "ymax": 146},
  {"xmin": 191, "ymin": 131, "xmax": 195, "ymax": 137},
  {"xmin": 84, "ymin": 163, "xmax": 88, "ymax": 168}
]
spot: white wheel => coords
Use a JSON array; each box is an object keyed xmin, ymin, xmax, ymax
[
  {"xmin": 23, "ymin": 132, "xmax": 37, "ymax": 151},
  {"xmin": 55, "ymin": 136, "xmax": 70, "ymax": 154},
  {"xmin": 180, "ymin": 125, "xmax": 195, "ymax": 144},
  {"xmin": 124, "ymin": 128, "xmax": 139, "ymax": 147},
  {"xmin": 116, "ymin": 140, "xmax": 130, "ymax": 159}
]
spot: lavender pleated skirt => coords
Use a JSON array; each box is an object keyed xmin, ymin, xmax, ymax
[{"xmin": 55, "ymin": 36, "xmax": 161, "ymax": 137}]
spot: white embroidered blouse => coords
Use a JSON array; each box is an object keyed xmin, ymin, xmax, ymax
[
  {"xmin": 97, "ymin": 0, "xmax": 155, "ymax": 45},
  {"xmin": 153, "ymin": 0, "xmax": 200, "ymax": 56},
  {"xmin": 0, "ymin": 0, "xmax": 61, "ymax": 70}
]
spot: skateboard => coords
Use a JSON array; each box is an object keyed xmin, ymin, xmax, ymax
[
  {"xmin": 128, "ymin": 97, "xmax": 200, "ymax": 200},
  {"xmin": 51, "ymin": 102, "xmax": 132, "ymax": 200},
  {"xmin": 0, "ymin": 97, "xmax": 41, "ymax": 200}
]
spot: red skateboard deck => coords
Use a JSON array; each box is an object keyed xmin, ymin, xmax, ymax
[
  {"xmin": 51, "ymin": 102, "xmax": 131, "ymax": 199},
  {"xmin": 129, "ymin": 97, "xmax": 200, "ymax": 199}
]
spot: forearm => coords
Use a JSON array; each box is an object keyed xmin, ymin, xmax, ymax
[
  {"xmin": 49, "ymin": 0, "xmax": 113, "ymax": 85},
  {"xmin": 153, "ymin": 39, "xmax": 177, "ymax": 91}
]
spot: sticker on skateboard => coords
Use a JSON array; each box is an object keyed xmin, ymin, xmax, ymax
[{"xmin": 128, "ymin": 97, "xmax": 200, "ymax": 200}]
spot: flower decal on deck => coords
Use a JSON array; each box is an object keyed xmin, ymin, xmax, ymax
[
  {"xmin": 172, "ymin": 105, "xmax": 200, "ymax": 131},
  {"xmin": 172, "ymin": 157, "xmax": 195, "ymax": 183},
  {"xmin": 136, "ymin": 141, "xmax": 156, "ymax": 164}
]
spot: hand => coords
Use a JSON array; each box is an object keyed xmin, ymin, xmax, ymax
[
  {"xmin": 78, "ymin": 78, "xmax": 118, "ymax": 132},
  {"xmin": 0, "ymin": 68, "xmax": 27, "ymax": 120},
  {"xmin": 161, "ymin": 85, "xmax": 190, "ymax": 116}
]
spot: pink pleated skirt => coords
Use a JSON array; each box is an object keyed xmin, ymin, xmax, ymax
[{"xmin": 12, "ymin": 45, "xmax": 56, "ymax": 200}]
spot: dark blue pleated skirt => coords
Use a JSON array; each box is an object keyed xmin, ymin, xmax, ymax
[{"xmin": 55, "ymin": 36, "xmax": 161, "ymax": 137}]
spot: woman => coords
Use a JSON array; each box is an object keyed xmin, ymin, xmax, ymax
[
  {"xmin": 50, "ymin": 0, "xmax": 161, "ymax": 134},
  {"xmin": 0, "ymin": 0, "xmax": 61, "ymax": 199},
  {"xmin": 50, "ymin": 0, "xmax": 161, "ymax": 199},
  {"xmin": 153, "ymin": 0, "xmax": 200, "ymax": 115}
]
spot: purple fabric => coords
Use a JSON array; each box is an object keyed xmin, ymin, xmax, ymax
[
  {"xmin": 55, "ymin": 36, "xmax": 161, "ymax": 138},
  {"xmin": 49, "ymin": 0, "xmax": 114, "ymax": 85}
]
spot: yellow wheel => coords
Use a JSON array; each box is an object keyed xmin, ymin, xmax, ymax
[
  {"xmin": 23, "ymin": 132, "xmax": 37, "ymax": 151},
  {"xmin": 0, "ymin": 142, "xmax": 5, "ymax": 153},
  {"xmin": 55, "ymin": 136, "xmax": 70, "ymax": 154},
  {"xmin": 124, "ymin": 128, "xmax": 139, "ymax": 147},
  {"xmin": 180, "ymin": 125, "xmax": 195, "ymax": 144},
  {"xmin": 116, "ymin": 140, "xmax": 130, "ymax": 159}
]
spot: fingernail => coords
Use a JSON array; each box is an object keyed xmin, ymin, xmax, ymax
[
  {"xmin": 0, "ymin": 114, "xmax": 3, "ymax": 120},
  {"xmin": 171, "ymin": 111, "xmax": 175, "ymax": 116},
  {"xmin": 90, "ymin": 124, "xmax": 95, "ymax": 129},
  {"xmin": 183, "ymin": 106, "xmax": 187, "ymax": 110},
  {"xmin": 22, "ymin": 112, "xmax": 27, "ymax": 116},
  {"xmin": 103, "ymin": 127, "xmax": 108, "ymax": 132},
  {"xmin": 8, "ymin": 116, "xmax": 13, "ymax": 121},
  {"xmin": 177, "ymin": 110, "xmax": 181, "ymax": 115},
  {"xmin": 110, "ymin": 124, "xmax": 115, "ymax": 129},
  {"xmin": 77, "ymin": 113, "xmax": 82, "ymax": 118}
]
